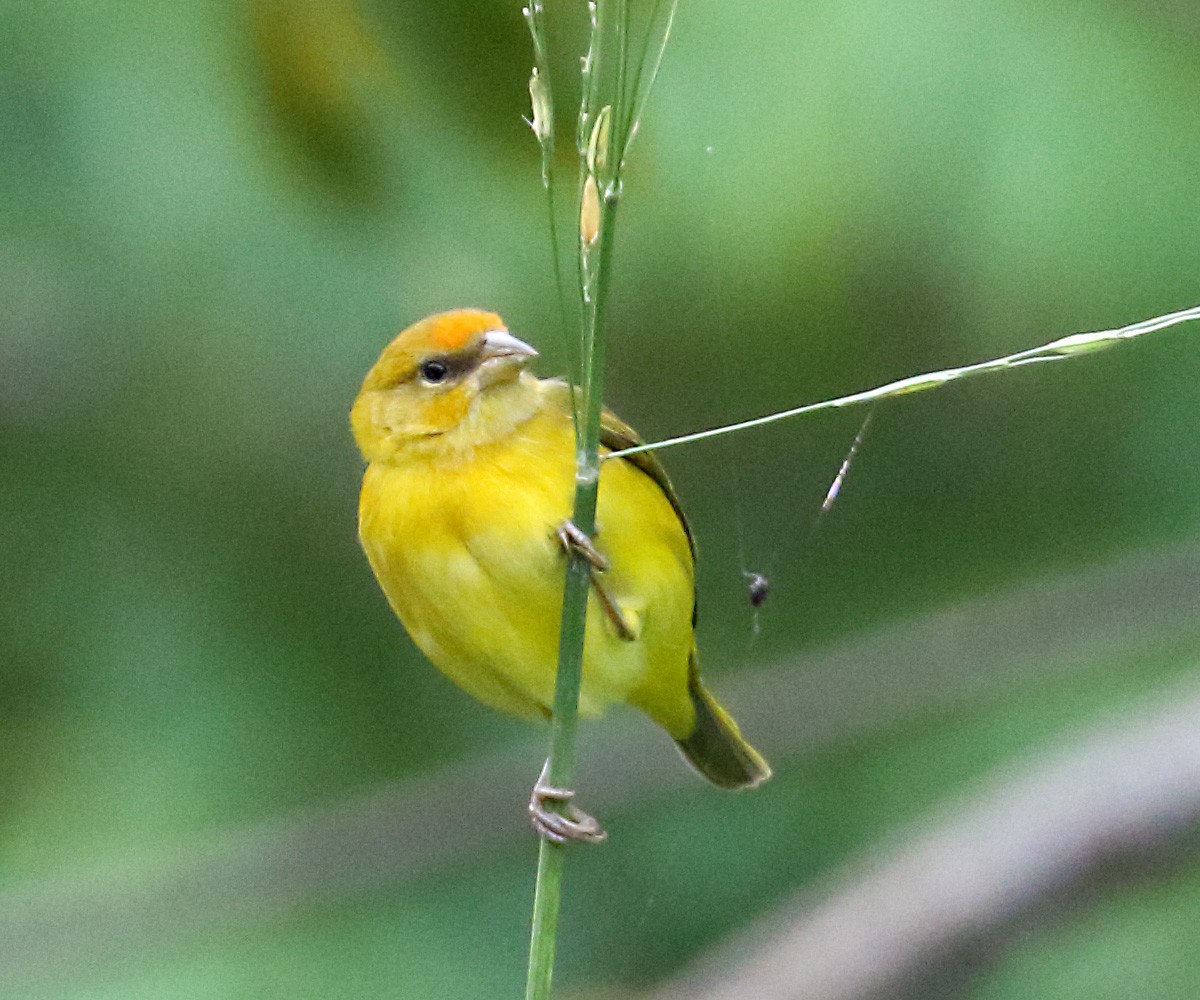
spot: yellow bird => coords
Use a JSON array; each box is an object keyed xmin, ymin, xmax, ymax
[{"xmin": 351, "ymin": 309, "xmax": 770, "ymax": 841}]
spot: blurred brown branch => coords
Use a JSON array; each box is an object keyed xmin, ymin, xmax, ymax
[
  {"xmin": 653, "ymin": 676, "xmax": 1200, "ymax": 1000},
  {"xmin": 1, "ymin": 539, "xmax": 1199, "ymax": 992}
]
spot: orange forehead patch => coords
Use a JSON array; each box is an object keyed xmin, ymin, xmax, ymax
[{"xmin": 427, "ymin": 309, "xmax": 505, "ymax": 350}]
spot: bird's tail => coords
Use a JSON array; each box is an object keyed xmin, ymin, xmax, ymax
[{"xmin": 676, "ymin": 658, "xmax": 771, "ymax": 790}]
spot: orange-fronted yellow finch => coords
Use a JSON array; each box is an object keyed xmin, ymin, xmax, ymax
[{"xmin": 351, "ymin": 309, "xmax": 770, "ymax": 840}]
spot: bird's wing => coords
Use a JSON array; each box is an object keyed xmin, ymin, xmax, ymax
[
  {"xmin": 598, "ymin": 407, "xmax": 699, "ymax": 631},
  {"xmin": 541, "ymin": 378, "xmax": 696, "ymax": 562},
  {"xmin": 598, "ymin": 408, "xmax": 696, "ymax": 564}
]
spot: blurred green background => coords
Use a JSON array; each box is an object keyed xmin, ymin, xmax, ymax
[{"xmin": 3, "ymin": 0, "xmax": 1200, "ymax": 997}]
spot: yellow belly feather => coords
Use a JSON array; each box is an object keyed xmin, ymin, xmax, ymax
[{"xmin": 358, "ymin": 404, "xmax": 696, "ymax": 734}]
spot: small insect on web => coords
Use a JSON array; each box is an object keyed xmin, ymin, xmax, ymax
[
  {"xmin": 721, "ymin": 434, "xmax": 770, "ymax": 645},
  {"xmin": 727, "ymin": 406, "xmax": 877, "ymax": 643},
  {"xmin": 742, "ymin": 571, "xmax": 770, "ymax": 609}
]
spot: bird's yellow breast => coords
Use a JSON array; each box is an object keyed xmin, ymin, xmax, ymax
[{"xmin": 358, "ymin": 398, "xmax": 696, "ymax": 733}]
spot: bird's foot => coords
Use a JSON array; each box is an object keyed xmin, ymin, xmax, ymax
[
  {"xmin": 556, "ymin": 520, "xmax": 610, "ymax": 572},
  {"xmin": 555, "ymin": 522, "xmax": 636, "ymax": 641},
  {"xmin": 529, "ymin": 760, "xmax": 607, "ymax": 845},
  {"xmin": 591, "ymin": 579, "xmax": 639, "ymax": 642}
]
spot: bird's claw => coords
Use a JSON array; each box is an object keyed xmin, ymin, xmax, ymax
[
  {"xmin": 529, "ymin": 760, "xmax": 607, "ymax": 845},
  {"xmin": 555, "ymin": 522, "xmax": 636, "ymax": 641},
  {"xmin": 556, "ymin": 520, "xmax": 610, "ymax": 572}
]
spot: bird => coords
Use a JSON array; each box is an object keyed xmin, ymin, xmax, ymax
[{"xmin": 350, "ymin": 309, "xmax": 770, "ymax": 842}]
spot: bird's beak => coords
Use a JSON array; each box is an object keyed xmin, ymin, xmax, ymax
[{"xmin": 478, "ymin": 329, "xmax": 538, "ymax": 386}]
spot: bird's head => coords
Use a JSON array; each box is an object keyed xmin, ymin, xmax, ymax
[{"xmin": 351, "ymin": 309, "xmax": 541, "ymax": 463}]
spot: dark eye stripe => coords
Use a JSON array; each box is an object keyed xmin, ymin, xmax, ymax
[{"xmin": 414, "ymin": 344, "xmax": 484, "ymax": 385}]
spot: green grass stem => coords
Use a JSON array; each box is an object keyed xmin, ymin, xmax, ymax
[
  {"xmin": 605, "ymin": 303, "xmax": 1200, "ymax": 461},
  {"xmin": 524, "ymin": 0, "xmax": 629, "ymax": 994}
]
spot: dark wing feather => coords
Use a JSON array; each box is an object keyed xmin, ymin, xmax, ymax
[
  {"xmin": 599, "ymin": 408, "xmax": 696, "ymax": 563},
  {"xmin": 543, "ymin": 379, "xmax": 696, "ymax": 564}
]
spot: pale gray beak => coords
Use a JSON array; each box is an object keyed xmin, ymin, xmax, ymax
[
  {"xmin": 481, "ymin": 329, "xmax": 538, "ymax": 361},
  {"xmin": 479, "ymin": 329, "xmax": 538, "ymax": 385}
]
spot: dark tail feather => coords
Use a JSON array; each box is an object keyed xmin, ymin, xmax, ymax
[{"xmin": 676, "ymin": 660, "xmax": 771, "ymax": 790}]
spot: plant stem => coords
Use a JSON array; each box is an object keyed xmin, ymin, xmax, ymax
[
  {"xmin": 523, "ymin": 4, "xmax": 582, "ymax": 430},
  {"xmin": 524, "ymin": 0, "xmax": 645, "ymax": 993},
  {"xmin": 524, "ymin": 183, "xmax": 620, "ymax": 1000},
  {"xmin": 604, "ymin": 303, "xmax": 1200, "ymax": 461}
]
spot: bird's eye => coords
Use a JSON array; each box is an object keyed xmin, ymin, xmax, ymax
[{"xmin": 419, "ymin": 360, "xmax": 449, "ymax": 384}]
